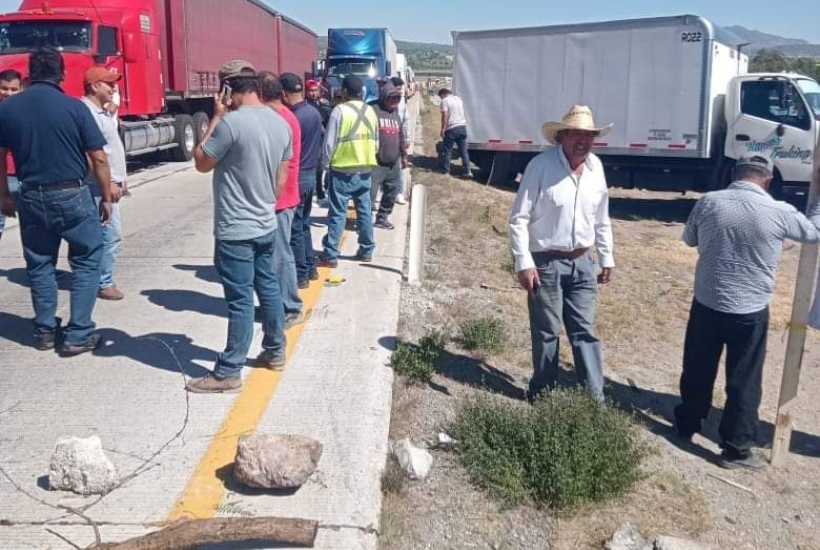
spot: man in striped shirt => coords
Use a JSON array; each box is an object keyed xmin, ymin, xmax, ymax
[{"xmin": 676, "ymin": 154, "xmax": 820, "ymax": 470}]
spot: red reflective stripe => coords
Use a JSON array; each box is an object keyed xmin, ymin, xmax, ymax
[
  {"xmin": 629, "ymin": 143, "xmax": 648, "ymax": 148},
  {"xmin": 488, "ymin": 139, "xmax": 502, "ymax": 143},
  {"xmin": 592, "ymin": 142, "xmax": 608, "ymax": 147},
  {"xmin": 668, "ymin": 144, "xmax": 687, "ymax": 149},
  {"xmin": 518, "ymin": 139, "xmax": 533, "ymax": 144}
]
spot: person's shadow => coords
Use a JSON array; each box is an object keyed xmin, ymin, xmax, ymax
[
  {"xmin": 0, "ymin": 267, "xmax": 72, "ymax": 291},
  {"xmin": 606, "ymin": 378, "xmax": 820, "ymax": 460},
  {"xmin": 94, "ymin": 328, "xmax": 213, "ymax": 377},
  {"xmin": 141, "ymin": 289, "xmax": 228, "ymax": 319},
  {"xmin": 172, "ymin": 264, "xmax": 220, "ymax": 285}
]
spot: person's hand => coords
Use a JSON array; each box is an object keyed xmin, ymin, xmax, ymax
[
  {"xmin": 598, "ymin": 267, "xmax": 613, "ymax": 284},
  {"xmin": 109, "ymin": 183, "xmax": 122, "ymax": 203},
  {"xmin": 517, "ymin": 268, "xmax": 540, "ymax": 295},
  {"xmin": 439, "ymin": 129, "xmax": 445, "ymax": 138},
  {"xmin": 1, "ymin": 194, "xmax": 16, "ymax": 217},
  {"xmin": 99, "ymin": 200, "xmax": 113, "ymax": 225},
  {"xmin": 402, "ymin": 157, "xmax": 410, "ymax": 169},
  {"xmin": 213, "ymin": 92, "xmax": 228, "ymax": 118}
]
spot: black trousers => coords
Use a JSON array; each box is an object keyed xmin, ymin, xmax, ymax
[{"xmin": 674, "ymin": 300, "xmax": 769, "ymax": 458}]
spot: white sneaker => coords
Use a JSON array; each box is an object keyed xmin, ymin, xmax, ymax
[{"xmin": 395, "ymin": 193, "xmax": 406, "ymax": 205}]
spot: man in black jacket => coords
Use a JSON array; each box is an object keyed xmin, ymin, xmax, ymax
[{"xmin": 370, "ymin": 82, "xmax": 407, "ymax": 230}]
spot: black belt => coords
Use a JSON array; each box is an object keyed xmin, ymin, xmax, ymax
[{"xmin": 21, "ymin": 180, "xmax": 84, "ymax": 191}]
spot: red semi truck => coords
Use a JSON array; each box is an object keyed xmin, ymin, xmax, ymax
[{"xmin": 0, "ymin": 0, "xmax": 318, "ymax": 160}]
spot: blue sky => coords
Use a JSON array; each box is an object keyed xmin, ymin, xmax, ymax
[{"xmin": 0, "ymin": 0, "xmax": 818, "ymax": 45}]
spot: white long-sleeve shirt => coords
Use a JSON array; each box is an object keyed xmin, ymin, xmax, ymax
[{"xmin": 509, "ymin": 147, "xmax": 615, "ymax": 272}]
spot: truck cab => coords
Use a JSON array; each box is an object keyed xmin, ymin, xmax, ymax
[
  {"xmin": 725, "ymin": 73, "xmax": 819, "ymax": 196},
  {"xmin": 323, "ymin": 28, "xmax": 395, "ymax": 104}
]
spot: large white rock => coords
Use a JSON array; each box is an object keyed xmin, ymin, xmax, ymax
[
  {"xmin": 48, "ymin": 435, "xmax": 119, "ymax": 495},
  {"xmin": 605, "ymin": 524, "xmax": 653, "ymax": 550},
  {"xmin": 234, "ymin": 433, "xmax": 323, "ymax": 489},
  {"xmin": 654, "ymin": 536, "xmax": 716, "ymax": 550},
  {"xmin": 391, "ymin": 439, "xmax": 433, "ymax": 480}
]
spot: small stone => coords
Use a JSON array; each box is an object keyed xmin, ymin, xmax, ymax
[
  {"xmin": 391, "ymin": 439, "xmax": 433, "ymax": 480},
  {"xmin": 605, "ymin": 524, "xmax": 652, "ymax": 550},
  {"xmin": 437, "ymin": 432, "xmax": 458, "ymax": 449},
  {"xmin": 48, "ymin": 435, "xmax": 118, "ymax": 495},
  {"xmin": 654, "ymin": 536, "xmax": 716, "ymax": 550},
  {"xmin": 234, "ymin": 433, "xmax": 323, "ymax": 489}
]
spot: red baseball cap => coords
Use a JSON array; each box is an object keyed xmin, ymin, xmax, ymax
[
  {"xmin": 306, "ymin": 79, "xmax": 320, "ymax": 90},
  {"xmin": 84, "ymin": 67, "xmax": 121, "ymax": 85}
]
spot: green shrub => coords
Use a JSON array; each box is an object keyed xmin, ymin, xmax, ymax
[
  {"xmin": 450, "ymin": 388, "xmax": 644, "ymax": 510},
  {"xmin": 460, "ymin": 317, "xmax": 507, "ymax": 355},
  {"xmin": 391, "ymin": 329, "xmax": 449, "ymax": 385}
]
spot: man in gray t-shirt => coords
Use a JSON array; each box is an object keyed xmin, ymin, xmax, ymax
[
  {"xmin": 82, "ymin": 67, "xmax": 127, "ymax": 301},
  {"xmin": 186, "ymin": 60, "xmax": 292, "ymax": 394}
]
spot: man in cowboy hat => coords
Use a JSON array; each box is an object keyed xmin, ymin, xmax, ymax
[{"xmin": 509, "ymin": 105, "xmax": 615, "ymax": 403}]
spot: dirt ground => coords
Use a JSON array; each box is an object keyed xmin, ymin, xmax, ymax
[{"xmin": 378, "ymin": 96, "xmax": 820, "ymax": 550}]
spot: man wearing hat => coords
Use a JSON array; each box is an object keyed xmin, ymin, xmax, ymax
[
  {"xmin": 304, "ymin": 79, "xmax": 332, "ymax": 205},
  {"xmin": 319, "ymin": 74, "xmax": 378, "ymax": 267},
  {"xmin": 187, "ymin": 59, "xmax": 293, "ymax": 393},
  {"xmin": 82, "ymin": 66, "xmax": 127, "ymax": 301},
  {"xmin": 509, "ymin": 105, "xmax": 615, "ymax": 403},
  {"xmin": 675, "ymin": 154, "xmax": 820, "ymax": 470}
]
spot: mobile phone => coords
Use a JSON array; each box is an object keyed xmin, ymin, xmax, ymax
[{"xmin": 221, "ymin": 83, "xmax": 233, "ymax": 107}]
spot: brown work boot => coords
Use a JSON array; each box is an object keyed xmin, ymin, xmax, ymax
[
  {"xmin": 98, "ymin": 285, "xmax": 124, "ymax": 300},
  {"xmin": 185, "ymin": 373, "xmax": 242, "ymax": 394},
  {"xmin": 256, "ymin": 349, "xmax": 287, "ymax": 370}
]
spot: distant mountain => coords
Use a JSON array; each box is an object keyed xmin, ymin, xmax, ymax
[
  {"xmin": 725, "ymin": 25, "xmax": 820, "ymax": 57},
  {"xmin": 317, "ymin": 36, "xmax": 453, "ymax": 71}
]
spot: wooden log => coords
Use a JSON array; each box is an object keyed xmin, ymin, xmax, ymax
[{"xmin": 94, "ymin": 517, "xmax": 318, "ymax": 549}]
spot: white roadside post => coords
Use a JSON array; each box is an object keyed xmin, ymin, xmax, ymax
[
  {"xmin": 407, "ymin": 185, "xmax": 427, "ymax": 286},
  {"xmin": 771, "ymin": 142, "xmax": 820, "ymax": 466}
]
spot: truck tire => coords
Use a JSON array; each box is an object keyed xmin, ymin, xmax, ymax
[
  {"xmin": 192, "ymin": 112, "xmax": 210, "ymax": 146},
  {"xmin": 170, "ymin": 114, "xmax": 195, "ymax": 162}
]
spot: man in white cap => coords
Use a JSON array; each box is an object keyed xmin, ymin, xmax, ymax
[
  {"xmin": 509, "ymin": 105, "xmax": 615, "ymax": 403},
  {"xmin": 675, "ymin": 154, "xmax": 820, "ymax": 470}
]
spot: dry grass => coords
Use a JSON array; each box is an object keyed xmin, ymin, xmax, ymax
[{"xmin": 381, "ymin": 95, "xmax": 820, "ymax": 550}]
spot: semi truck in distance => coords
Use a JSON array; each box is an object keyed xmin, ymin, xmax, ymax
[
  {"xmin": 0, "ymin": 0, "xmax": 318, "ymax": 160},
  {"xmin": 322, "ymin": 27, "xmax": 397, "ymax": 104},
  {"xmin": 452, "ymin": 15, "xmax": 820, "ymax": 197}
]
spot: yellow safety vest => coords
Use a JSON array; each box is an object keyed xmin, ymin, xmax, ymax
[{"xmin": 330, "ymin": 100, "xmax": 378, "ymax": 169}]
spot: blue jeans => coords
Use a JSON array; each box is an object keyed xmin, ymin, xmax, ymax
[
  {"xmin": 274, "ymin": 207, "xmax": 301, "ymax": 315},
  {"xmin": 291, "ymin": 170, "xmax": 317, "ymax": 282},
  {"xmin": 527, "ymin": 252, "xmax": 604, "ymax": 402},
  {"xmin": 17, "ymin": 184, "xmax": 103, "ymax": 346},
  {"xmin": 93, "ymin": 196, "xmax": 122, "ymax": 289},
  {"xmin": 322, "ymin": 170, "xmax": 375, "ymax": 260},
  {"xmin": 214, "ymin": 230, "xmax": 286, "ymax": 379},
  {"xmin": 441, "ymin": 125, "xmax": 470, "ymax": 176},
  {"xmin": 0, "ymin": 176, "xmax": 19, "ymax": 239}
]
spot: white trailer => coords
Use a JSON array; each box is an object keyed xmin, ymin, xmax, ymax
[{"xmin": 453, "ymin": 15, "xmax": 820, "ymax": 195}]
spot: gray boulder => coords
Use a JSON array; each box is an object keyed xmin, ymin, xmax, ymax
[
  {"xmin": 605, "ymin": 524, "xmax": 653, "ymax": 550},
  {"xmin": 234, "ymin": 433, "xmax": 323, "ymax": 489},
  {"xmin": 391, "ymin": 439, "xmax": 433, "ymax": 480},
  {"xmin": 48, "ymin": 435, "xmax": 119, "ymax": 495}
]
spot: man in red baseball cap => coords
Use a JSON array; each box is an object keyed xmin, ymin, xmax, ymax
[{"xmin": 82, "ymin": 66, "xmax": 126, "ymax": 301}]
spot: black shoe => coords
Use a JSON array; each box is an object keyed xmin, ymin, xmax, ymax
[
  {"xmin": 717, "ymin": 450, "xmax": 766, "ymax": 471},
  {"xmin": 309, "ymin": 269, "xmax": 320, "ymax": 281},
  {"xmin": 459, "ymin": 172, "xmax": 473, "ymax": 180},
  {"xmin": 318, "ymin": 254, "xmax": 338, "ymax": 268},
  {"xmin": 374, "ymin": 218, "xmax": 395, "ymax": 230},
  {"xmin": 34, "ymin": 317, "xmax": 62, "ymax": 350},
  {"xmin": 355, "ymin": 253, "xmax": 373, "ymax": 263},
  {"xmin": 298, "ymin": 279, "xmax": 309, "ymax": 289},
  {"xmin": 60, "ymin": 333, "xmax": 102, "ymax": 357}
]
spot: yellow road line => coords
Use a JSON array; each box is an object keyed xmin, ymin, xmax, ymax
[{"xmin": 167, "ymin": 227, "xmax": 349, "ymax": 521}]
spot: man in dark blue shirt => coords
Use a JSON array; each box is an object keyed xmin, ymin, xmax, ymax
[
  {"xmin": 0, "ymin": 48, "xmax": 116, "ymax": 355},
  {"xmin": 281, "ymin": 73, "xmax": 324, "ymax": 286}
]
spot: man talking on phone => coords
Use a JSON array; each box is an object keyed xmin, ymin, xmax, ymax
[{"xmin": 186, "ymin": 60, "xmax": 293, "ymax": 394}]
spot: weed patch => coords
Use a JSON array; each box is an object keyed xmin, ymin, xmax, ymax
[
  {"xmin": 450, "ymin": 389, "xmax": 644, "ymax": 510},
  {"xmin": 460, "ymin": 317, "xmax": 507, "ymax": 355},
  {"xmin": 391, "ymin": 329, "xmax": 449, "ymax": 384}
]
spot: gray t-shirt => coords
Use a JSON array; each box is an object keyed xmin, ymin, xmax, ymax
[
  {"xmin": 82, "ymin": 97, "xmax": 127, "ymax": 184},
  {"xmin": 202, "ymin": 105, "xmax": 292, "ymax": 241}
]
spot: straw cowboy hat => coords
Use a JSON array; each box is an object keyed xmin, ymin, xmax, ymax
[{"xmin": 541, "ymin": 105, "xmax": 613, "ymax": 145}]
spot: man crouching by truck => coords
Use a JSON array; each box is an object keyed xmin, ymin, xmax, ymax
[
  {"xmin": 509, "ymin": 105, "xmax": 615, "ymax": 403},
  {"xmin": 187, "ymin": 60, "xmax": 293, "ymax": 394},
  {"xmin": 675, "ymin": 155, "xmax": 820, "ymax": 470}
]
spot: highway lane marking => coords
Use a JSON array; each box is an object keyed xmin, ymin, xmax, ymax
[{"xmin": 167, "ymin": 227, "xmax": 351, "ymax": 522}]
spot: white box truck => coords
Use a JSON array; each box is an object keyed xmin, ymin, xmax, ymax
[{"xmin": 452, "ymin": 15, "xmax": 820, "ymax": 196}]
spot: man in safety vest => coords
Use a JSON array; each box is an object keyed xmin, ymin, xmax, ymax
[{"xmin": 318, "ymin": 74, "xmax": 378, "ymax": 267}]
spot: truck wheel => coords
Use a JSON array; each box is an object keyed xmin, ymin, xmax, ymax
[
  {"xmin": 192, "ymin": 112, "xmax": 210, "ymax": 146},
  {"xmin": 170, "ymin": 114, "xmax": 195, "ymax": 162}
]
